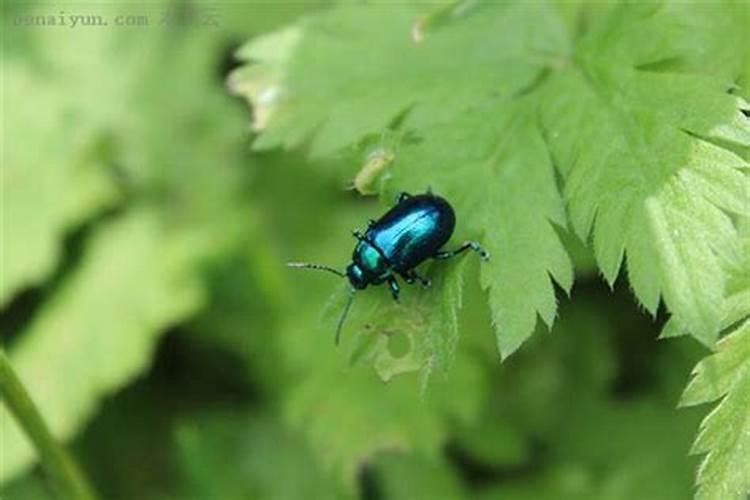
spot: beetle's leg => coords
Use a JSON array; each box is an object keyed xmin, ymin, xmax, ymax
[
  {"xmin": 351, "ymin": 230, "xmax": 366, "ymax": 241},
  {"xmin": 367, "ymin": 219, "xmax": 376, "ymax": 228},
  {"xmin": 434, "ymin": 241, "xmax": 490, "ymax": 261},
  {"xmin": 387, "ymin": 276, "xmax": 401, "ymax": 303},
  {"xmin": 400, "ymin": 270, "xmax": 431, "ymax": 288},
  {"xmin": 395, "ymin": 192, "xmax": 412, "ymax": 205}
]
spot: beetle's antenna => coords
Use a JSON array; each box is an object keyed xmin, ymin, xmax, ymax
[
  {"xmin": 335, "ymin": 288, "xmax": 356, "ymax": 345},
  {"xmin": 287, "ymin": 262, "xmax": 346, "ymax": 278}
]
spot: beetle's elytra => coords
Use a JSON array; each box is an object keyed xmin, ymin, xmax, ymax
[{"xmin": 289, "ymin": 191, "xmax": 489, "ymax": 344}]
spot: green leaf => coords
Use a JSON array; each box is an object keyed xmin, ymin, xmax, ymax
[
  {"xmin": 0, "ymin": 208, "xmax": 206, "ymax": 483},
  {"xmin": 661, "ymin": 216, "xmax": 750, "ymax": 340},
  {"xmin": 232, "ymin": 3, "xmax": 563, "ymax": 155},
  {"xmin": 540, "ymin": 4, "xmax": 750, "ymax": 344},
  {"xmin": 392, "ymin": 100, "xmax": 573, "ymax": 358},
  {"xmin": 680, "ymin": 321, "xmax": 750, "ymax": 500},
  {"xmin": 233, "ymin": 1, "xmax": 749, "ymax": 357},
  {"xmin": 671, "ymin": 216, "xmax": 750, "ymax": 499}
]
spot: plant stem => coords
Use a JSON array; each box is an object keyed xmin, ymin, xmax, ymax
[{"xmin": 0, "ymin": 349, "xmax": 98, "ymax": 500}]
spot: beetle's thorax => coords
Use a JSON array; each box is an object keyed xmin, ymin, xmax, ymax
[{"xmin": 351, "ymin": 240, "xmax": 390, "ymax": 284}]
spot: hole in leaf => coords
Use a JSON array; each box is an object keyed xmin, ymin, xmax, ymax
[{"xmin": 386, "ymin": 331, "xmax": 410, "ymax": 358}]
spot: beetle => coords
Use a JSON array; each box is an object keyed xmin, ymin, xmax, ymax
[{"xmin": 289, "ymin": 191, "xmax": 489, "ymax": 344}]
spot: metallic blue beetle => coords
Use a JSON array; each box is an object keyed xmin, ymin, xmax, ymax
[{"xmin": 289, "ymin": 191, "xmax": 489, "ymax": 344}]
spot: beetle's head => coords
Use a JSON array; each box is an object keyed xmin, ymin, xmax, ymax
[{"xmin": 346, "ymin": 263, "xmax": 369, "ymax": 290}]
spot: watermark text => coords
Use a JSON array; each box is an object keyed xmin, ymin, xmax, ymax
[{"xmin": 12, "ymin": 7, "xmax": 220, "ymax": 29}]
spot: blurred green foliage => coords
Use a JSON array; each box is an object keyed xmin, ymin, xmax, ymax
[{"xmin": 1, "ymin": 1, "xmax": 748, "ymax": 500}]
